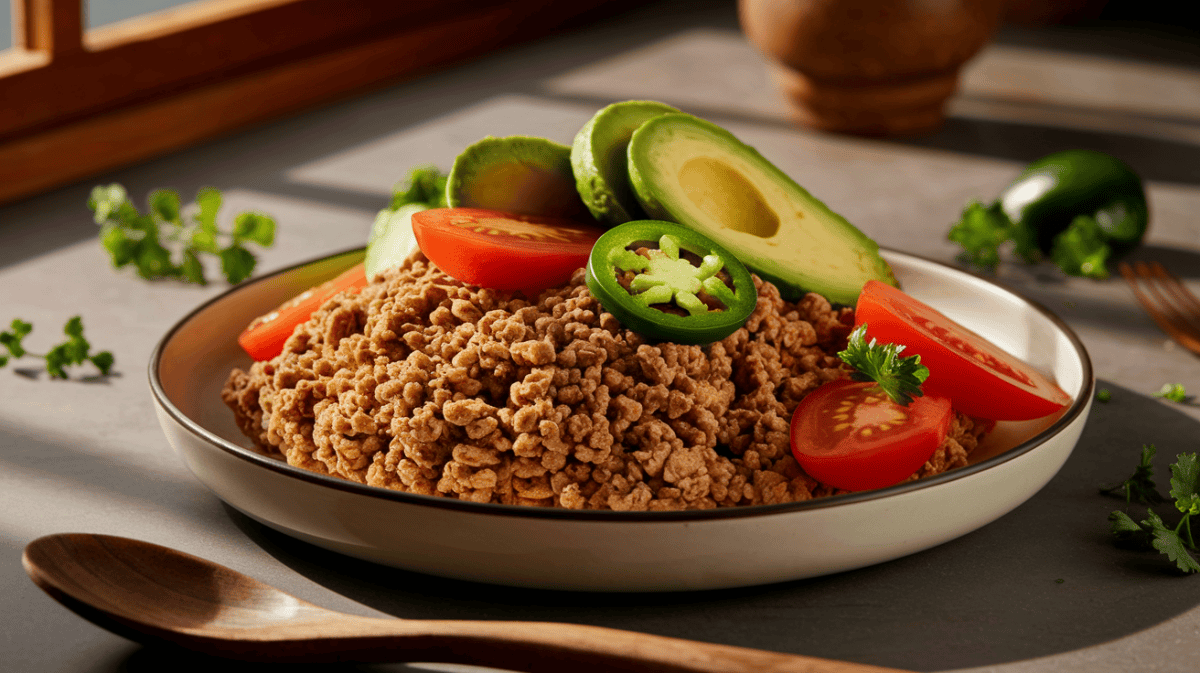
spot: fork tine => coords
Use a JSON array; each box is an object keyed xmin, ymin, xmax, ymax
[
  {"xmin": 1119, "ymin": 261, "xmax": 1200, "ymax": 356},
  {"xmin": 1147, "ymin": 262, "xmax": 1200, "ymax": 327}
]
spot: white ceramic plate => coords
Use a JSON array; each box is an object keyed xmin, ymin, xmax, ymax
[{"xmin": 150, "ymin": 248, "xmax": 1093, "ymax": 592}]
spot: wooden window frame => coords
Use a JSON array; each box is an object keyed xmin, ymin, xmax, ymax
[{"xmin": 0, "ymin": 0, "xmax": 644, "ymax": 205}]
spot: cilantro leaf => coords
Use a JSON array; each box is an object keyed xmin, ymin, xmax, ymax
[
  {"xmin": 1171, "ymin": 453, "xmax": 1200, "ymax": 515},
  {"xmin": 1109, "ymin": 510, "xmax": 1145, "ymax": 536},
  {"xmin": 1, "ymin": 318, "xmax": 33, "ymax": 360},
  {"xmin": 948, "ymin": 201, "xmax": 1013, "ymax": 270},
  {"xmin": 194, "ymin": 187, "xmax": 222, "ymax": 228},
  {"xmin": 1, "ymin": 317, "xmax": 114, "ymax": 379},
  {"xmin": 219, "ymin": 245, "xmax": 257, "ymax": 284},
  {"xmin": 90, "ymin": 351, "xmax": 115, "ymax": 375},
  {"xmin": 180, "ymin": 249, "xmax": 206, "ymax": 285},
  {"xmin": 149, "ymin": 189, "xmax": 182, "ymax": 225},
  {"xmin": 1100, "ymin": 444, "xmax": 1164, "ymax": 505},
  {"xmin": 1051, "ymin": 215, "xmax": 1111, "ymax": 279},
  {"xmin": 89, "ymin": 184, "xmax": 275, "ymax": 285},
  {"xmin": 1154, "ymin": 383, "xmax": 1188, "ymax": 403},
  {"xmin": 88, "ymin": 184, "xmax": 129, "ymax": 225},
  {"xmin": 231, "ymin": 212, "xmax": 276, "ymax": 247},
  {"xmin": 389, "ymin": 166, "xmax": 448, "ymax": 209},
  {"xmin": 837, "ymin": 324, "xmax": 929, "ymax": 406},
  {"xmin": 1143, "ymin": 509, "xmax": 1200, "ymax": 573}
]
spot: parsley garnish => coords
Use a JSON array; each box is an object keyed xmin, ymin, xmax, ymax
[
  {"xmin": 1050, "ymin": 215, "xmax": 1111, "ymax": 279},
  {"xmin": 1154, "ymin": 383, "xmax": 1188, "ymax": 403},
  {"xmin": 837, "ymin": 324, "xmax": 929, "ymax": 406},
  {"xmin": 1105, "ymin": 449, "xmax": 1200, "ymax": 573},
  {"xmin": 1096, "ymin": 388, "xmax": 1112, "ymax": 403},
  {"xmin": 387, "ymin": 166, "xmax": 448, "ymax": 210},
  {"xmin": 89, "ymin": 184, "xmax": 275, "ymax": 285},
  {"xmin": 0, "ymin": 317, "xmax": 114, "ymax": 379}
]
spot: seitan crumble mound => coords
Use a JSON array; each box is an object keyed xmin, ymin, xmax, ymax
[{"xmin": 222, "ymin": 255, "xmax": 987, "ymax": 510}]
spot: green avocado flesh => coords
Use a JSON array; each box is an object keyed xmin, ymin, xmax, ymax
[
  {"xmin": 446, "ymin": 135, "xmax": 593, "ymax": 221},
  {"xmin": 571, "ymin": 100, "xmax": 679, "ymax": 227},
  {"xmin": 627, "ymin": 113, "xmax": 897, "ymax": 305}
]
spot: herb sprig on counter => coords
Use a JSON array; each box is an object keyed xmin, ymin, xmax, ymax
[
  {"xmin": 1154, "ymin": 383, "xmax": 1189, "ymax": 404},
  {"xmin": 1105, "ymin": 446, "xmax": 1200, "ymax": 573},
  {"xmin": 0, "ymin": 317, "xmax": 114, "ymax": 379},
  {"xmin": 90, "ymin": 184, "xmax": 275, "ymax": 285},
  {"xmin": 1100, "ymin": 444, "xmax": 1164, "ymax": 506},
  {"xmin": 838, "ymin": 324, "xmax": 929, "ymax": 407}
]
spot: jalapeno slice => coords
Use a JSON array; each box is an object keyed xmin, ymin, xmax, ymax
[{"xmin": 585, "ymin": 220, "xmax": 757, "ymax": 344}]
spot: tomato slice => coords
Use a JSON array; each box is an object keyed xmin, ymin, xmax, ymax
[
  {"xmin": 237, "ymin": 262, "xmax": 369, "ymax": 361},
  {"xmin": 410, "ymin": 208, "xmax": 603, "ymax": 291},
  {"xmin": 791, "ymin": 380, "xmax": 953, "ymax": 492},
  {"xmin": 854, "ymin": 280, "xmax": 1071, "ymax": 420}
]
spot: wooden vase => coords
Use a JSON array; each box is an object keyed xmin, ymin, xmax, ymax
[{"xmin": 738, "ymin": 0, "xmax": 1006, "ymax": 137}]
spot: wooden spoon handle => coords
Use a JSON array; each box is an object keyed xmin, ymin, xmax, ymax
[{"xmin": 255, "ymin": 617, "xmax": 911, "ymax": 672}]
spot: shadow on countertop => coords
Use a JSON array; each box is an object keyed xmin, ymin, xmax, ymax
[{"xmin": 226, "ymin": 382, "xmax": 1200, "ymax": 673}]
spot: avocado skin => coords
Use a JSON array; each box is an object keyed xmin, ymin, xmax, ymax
[
  {"xmin": 627, "ymin": 113, "xmax": 896, "ymax": 306},
  {"xmin": 571, "ymin": 100, "xmax": 679, "ymax": 227},
  {"xmin": 446, "ymin": 135, "xmax": 592, "ymax": 220}
]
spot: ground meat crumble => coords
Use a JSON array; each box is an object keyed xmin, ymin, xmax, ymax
[{"xmin": 222, "ymin": 256, "xmax": 988, "ymax": 511}]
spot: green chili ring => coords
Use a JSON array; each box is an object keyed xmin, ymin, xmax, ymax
[{"xmin": 585, "ymin": 220, "xmax": 757, "ymax": 344}]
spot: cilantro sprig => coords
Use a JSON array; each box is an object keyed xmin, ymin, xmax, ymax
[
  {"xmin": 1100, "ymin": 444, "xmax": 1164, "ymax": 506},
  {"xmin": 1105, "ymin": 447, "xmax": 1200, "ymax": 573},
  {"xmin": 837, "ymin": 324, "xmax": 929, "ymax": 406},
  {"xmin": 89, "ymin": 184, "xmax": 275, "ymax": 285},
  {"xmin": 1154, "ymin": 383, "xmax": 1188, "ymax": 403},
  {"xmin": 0, "ymin": 317, "xmax": 114, "ymax": 379},
  {"xmin": 387, "ymin": 165, "xmax": 448, "ymax": 210}
]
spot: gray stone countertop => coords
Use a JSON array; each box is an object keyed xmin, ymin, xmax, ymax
[{"xmin": 2, "ymin": 2, "xmax": 1199, "ymax": 671}]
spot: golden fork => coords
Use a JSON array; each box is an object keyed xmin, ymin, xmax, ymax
[{"xmin": 1119, "ymin": 261, "xmax": 1200, "ymax": 356}]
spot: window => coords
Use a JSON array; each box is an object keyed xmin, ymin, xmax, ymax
[{"xmin": 0, "ymin": 0, "xmax": 647, "ymax": 205}]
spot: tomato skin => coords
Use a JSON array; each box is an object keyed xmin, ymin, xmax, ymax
[
  {"xmin": 237, "ymin": 263, "xmax": 369, "ymax": 361},
  {"xmin": 790, "ymin": 380, "xmax": 953, "ymax": 492},
  {"xmin": 854, "ymin": 280, "xmax": 1071, "ymax": 421},
  {"xmin": 410, "ymin": 208, "xmax": 603, "ymax": 292}
]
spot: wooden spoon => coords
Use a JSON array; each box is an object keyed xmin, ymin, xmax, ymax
[{"xmin": 23, "ymin": 533, "xmax": 909, "ymax": 672}]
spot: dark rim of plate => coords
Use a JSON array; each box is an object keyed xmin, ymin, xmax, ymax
[{"xmin": 148, "ymin": 246, "xmax": 1094, "ymax": 523}]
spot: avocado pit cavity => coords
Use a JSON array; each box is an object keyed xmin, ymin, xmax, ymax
[{"xmin": 679, "ymin": 157, "xmax": 780, "ymax": 238}]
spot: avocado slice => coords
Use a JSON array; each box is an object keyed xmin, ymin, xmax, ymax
[
  {"xmin": 627, "ymin": 113, "xmax": 897, "ymax": 305},
  {"xmin": 446, "ymin": 135, "xmax": 593, "ymax": 221},
  {"xmin": 365, "ymin": 203, "xmax": 427, "ymax": 280},
  {"xmin": 571, "ymin": 100, "xmax": 678, "ymax": 227}
]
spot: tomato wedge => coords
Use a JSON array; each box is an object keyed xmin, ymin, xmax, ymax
[
  {"xmin": 237, "ymin": 262, "xmax": 369, "ymax": 361},
  {"xmin": 411, "ymin": 207, "xmax": 603, "ymax": 292},
  {"xmin": 791, "ymin": 380, "xmax": 953, "ymax": 491},
  {"xmin": 854, "ymin": 280, "xmax": 1070, "ymax": 420}
]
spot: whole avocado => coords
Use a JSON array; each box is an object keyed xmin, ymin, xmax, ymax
[
  {"xmin": 949, "ymin": 149, "xmax": 1149, "ymax": 278},
  {"xmin": 1000, "ymin": 149, "xmax": 1148, "ymax": 254}
]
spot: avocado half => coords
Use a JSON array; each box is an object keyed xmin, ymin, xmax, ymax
[
  {"xmin": 627, "ymin": 113, "xmax": 897, "ymax": 305},
  {"xmin": 571, "ymin": 100, "xmax": 679, "ymax": 227},
  {"xmin": 446, "ymin": 135, "xmax": 593, "ymax": 221}
]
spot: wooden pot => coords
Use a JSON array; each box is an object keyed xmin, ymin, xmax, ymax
[{"xmin": 739, "ymin": 0, "xmax": 1006, "ymax": 136}]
